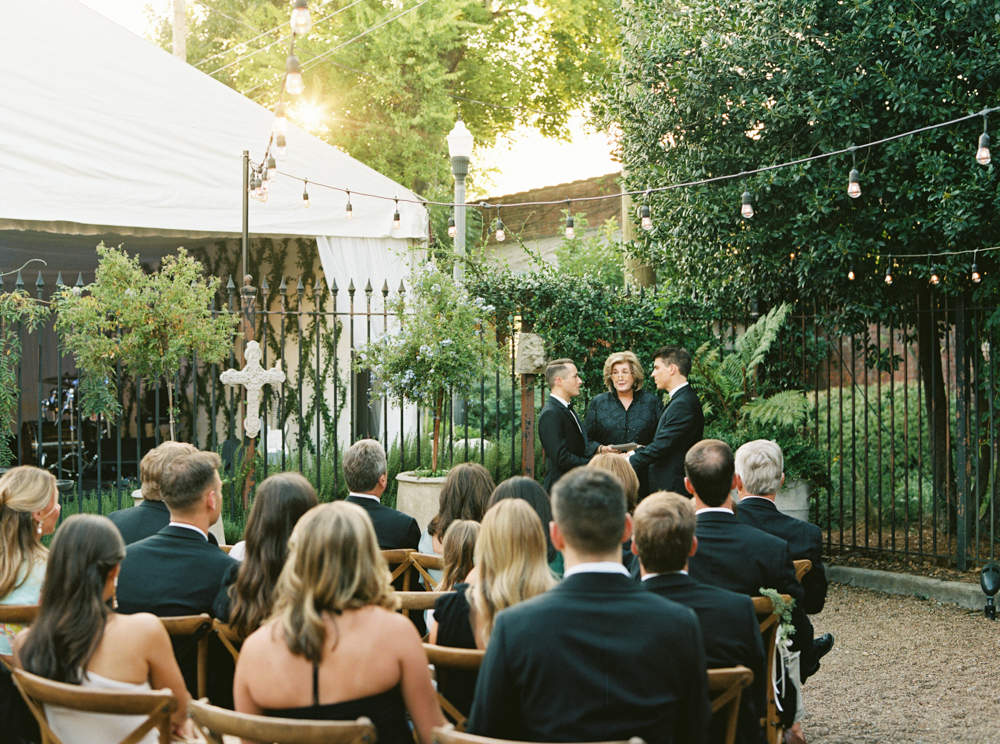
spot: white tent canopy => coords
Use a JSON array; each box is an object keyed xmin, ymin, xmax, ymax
[{"xmin": 0, "ymin": 0, "xmax": 427, "ymax": 281}]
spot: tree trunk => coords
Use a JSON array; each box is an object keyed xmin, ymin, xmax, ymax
[
  {"xmin": 166, "ymin": 380, "xmax": 176, "ymax": 441},
  {"xmin": 916, "ymin": 287, "xmax": 954, "ymax": 522},
  {"xmin": 432, "ymin": 390, "xmax": 444, "ymax": 473}
]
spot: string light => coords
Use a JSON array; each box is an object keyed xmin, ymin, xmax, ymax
[
  {"xmin": 285, "ymin": 54, "xmax": 305, "ymax": 95},
  {"xmin": 302, "ymin": 179, "xmax": 309, "ymax": 208},
  {"xmin": 884, "ymin": 265, "xmax": 893, "ymax": 285},
  {"xmin": 977, "ymin": 116, "xmax": 991, "ymax": 165},
  {"xmin": 847, "ymin": 266, "xmax": 855, "ymax": 281},
  {"xmin": 495, "ymin": 207, "xmax": 506, "ymax": 242},
  {"xmin": 741, "ymin": 191, "xmax": 754, "ymax": 219},
  {"xmin": 930, "ymin": 266, "xmax": 940, "ymax": 286},
  {"xmin": 275, "ymin": 134, "xmax": 287, "ymax": 161},
  {"xmin": 260, "ymin": 173, "xmax": 270, "ymax": 192},
  {"xmin": 393, "ymin": 198, "xmax": 401, "ymax": 230},
  {"xmin": 345, "ymin": 190, "xmax": 353, "ymax": 219},
  {"xmin": 565, "ymin": 201, "xmax": 575, "ymax": 239},
  {"xmin": 972, "ymin": 250, "xmax": 982, "ymax": 283},
  {"xmin": 266, "ymin": 155, "xmax": 277, "ymax": 182},
  {"xmin": 273, "ymin": 102, "xmax": 287, "ymax": 135},
  {"xmin": 640, "ymin": 204, "xmax": 653, "ymax": 231},
  {"xmin": 447, "ymin": 214, "xmax": 457, "ymax": 238},
  {"xmin": 290, "ymin": 0, "xmax": 312, "ymax": 36}
]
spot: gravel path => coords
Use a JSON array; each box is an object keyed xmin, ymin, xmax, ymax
[{"xmin": 802, "ymin": 583, "xmax": 1000, "ymax": 744}]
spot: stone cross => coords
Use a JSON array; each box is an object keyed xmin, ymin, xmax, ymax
[{"xmin": 220, "ymin": 340, "xmax": 285, "ymax": 439}]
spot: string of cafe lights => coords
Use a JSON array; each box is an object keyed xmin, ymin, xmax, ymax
[{"xmin": 250, "ymin": 2, "xmax": 999, "ymax": 286}]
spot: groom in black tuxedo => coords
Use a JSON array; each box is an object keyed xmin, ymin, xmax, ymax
[
  {"xmin": 538, "ymin": 358, "xmax": 598, "ymax": 492},
  {"xmin": 629, "ymin": 346, "xmax": 704, "ymax": 496},
  {"xmin": 468, "ymin": 468, "xmax": 710, "ymax": 744}
]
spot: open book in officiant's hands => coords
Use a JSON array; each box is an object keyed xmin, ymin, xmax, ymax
[{"xmin": 608, "ymin": 442, "xmax": 638, "ymax": 453}]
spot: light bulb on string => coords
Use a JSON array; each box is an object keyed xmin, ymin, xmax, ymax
[
  {"xmin": 260, "ymin": 190, "xmax": 268, "ymax": 202},
  {"xmin": 285, "ymin": 54, "xmax": 305, "ymax": 95},
  {"xmin": 640, "ymin": 204, "xmax": 653, "ymax": 231},
  {"xmin": 495, "ymin": 207, "xmax": 506, "ymax": 242},
  {"xmin": 447, "ymin": 215, "xmax": 457, "ymax": 239},
  {"xmin": 302, "ymin": 179, "xmax": 309, "ymax": 209},
  {"xmin": 930, "ymin": 267, "xmax": 940, "ymax": 286},
  {"xmin": 565, "ymin": 201, "xmax": 575, "ymax": 239},
  {"xmin": 848, "ymin": 168, "xmax": 861, "ymax": 199},
  {"xmin": 972, "ymin": 251, "xmax": 982, "ymax": 283},
  {"xmin": 345, "ymin": 190, "xmax": 353, "ymax": 219},
  {"xmin": 290, "ymin": 0, "xmax": 311, "ymax": 35},
  {"xmin": 848, "ymin": 266, "xmax": 855, "ymax": 281},
  {"xmin": 884, "ymin": 265, "xmax": 893, "ymax": 286},
  {"xmin": 977, "ymin": 115, "xmax": 991, "ymax": 165},
  {"xmin": 393, "ymin": 199, "xmax": 401, "ymax": 230},
  {"xmin": 261, "ymin": 175, "xmax": 270, "ymax": 193},
  {"xmin": 275, "ymin": 134, "xmax": 287, "ymax": 161},
  {"xmin": 266, "ymin": 155, "xmax": 277, "ymax": 182},
  {"xmin": 741, "ymin": 191, "xmax": 754, "ymax": 219},
  {"xmin": 273, "ymin": 102, "xmax": 287, "ymax": 135}
]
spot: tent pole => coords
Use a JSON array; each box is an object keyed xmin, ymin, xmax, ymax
[{"xmin": 242, "ymin": 150, "xmax": 249, "ymax": 282}]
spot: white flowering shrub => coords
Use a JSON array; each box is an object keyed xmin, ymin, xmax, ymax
[{"xmin": 355, "ymin": 263, "xmax": 505, "ymax": 472}]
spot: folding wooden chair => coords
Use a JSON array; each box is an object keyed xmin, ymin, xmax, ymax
[
  {"xmin": 752, "ymin": 594, "xmax": 792, "ymax": 744},
  {"xmin": 0, "ymin": 604, "xmax": 39, "ymax": 670},
  {"xmin": 211, "ymin": 619, "xmax": 246, "ymax": 665},
  {"xmin": 382, "ymin": 549, "xmax": 416, "ymax": 590},
  {"xmin": 12, "ymin": 667, "xmax": 177, "ymax": 744},
  {"xmin": 423, "ymin": 644, "xmax": 485, "ymax": 731},
  {"xmin": 707, "ymin": 665, "xmax": 754, "ymax": 744},
  {"xmin": 432, "ymin": 727, "xmax": 645, "ymax": 744},
  {"xmin": 158, "ymin": 613, "xmax": 212, "ymax": 700},
  {"xmin": 188, "ymin": 697, "xmax": 377, "ymax": 744},
  {"xmin": 398, "ymin": 591, "xmax": 454, "ymax": 613},
  {"xmin": 410, "ymin": 552, "xmax": 444, "ymax": 590},
  {"xmin": 792, "ymin": 559, "xmax": 812, "ymax": 583}
]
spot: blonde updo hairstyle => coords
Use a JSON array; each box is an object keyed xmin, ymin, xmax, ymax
[
  {"xmin": 470, "ymin": 499, "xmax": 555, "ymax": 645},
  {"xmin": 602, "ymin": 351, "xmax": 645, "ymax": 392},
  {"xmin": 271, "ymin": 502, "xmax": 397, "ymax": 663},
  {"xmin": 0, "ymin": 466, "xmax": 57, "ymax": 598}
]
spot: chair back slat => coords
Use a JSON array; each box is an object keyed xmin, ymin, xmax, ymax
[
  {"xmin": 0, "ymin": 604, "xmax": 39, "ymax": 624},
  {"xmin": 707, "ymin": 665, "xmax": 753, "ymax": 744},
  {"xmin": 792, "ymin": 560, "xmax": 811, "ymax": 582},
  {"xmin": 410, "ymin": 553, "xmax": 443, "ymax": 590},
  {"xmin": 397, "ymin": 591, "xmax": 453, "ymax": 612},
  {"xmin": 188, "ymin": 698, "xmax": 377, "ymax": 744},
  {"xmin": 423, "ymin": 644, "xmax": 486, "ymax": 731},
  {"xmin": 211, "ymin": 619, "xmax": 245, "ymax": 665},
  {"xmin": 751, "ymin": 595, "xmax": 791, "ymax": 744},
  {"xmin": 13, "ymin": 668, "xmax": 176, "ymax": 744},
  {"xmin": 158, "ymin": 614, "xmax": 212, "ymax": 700}
]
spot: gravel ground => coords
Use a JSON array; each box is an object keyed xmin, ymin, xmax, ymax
[{"xmin": 802, "ymin": 583, "xmax": 1000, "ymax": 744}]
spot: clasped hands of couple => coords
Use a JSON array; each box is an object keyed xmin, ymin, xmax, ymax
[{"xmin": 595, "ymin": 444, "xmax": 639, "ymax": 459}]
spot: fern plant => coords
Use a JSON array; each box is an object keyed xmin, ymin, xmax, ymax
[{"xmin": 691, "ymin": 303, "xmax": 828, "ymax": 490}]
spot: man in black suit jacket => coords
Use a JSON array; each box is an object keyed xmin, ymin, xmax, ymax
[
  {"xmin": 538, "ymin": 358, "xmax": 598, "ymax": 492},
  {"xmin": 633, "ymin": 492, "xmax": 766, "ymax": 744},
  {"xmin": 116, "ymin": 450, "xmax": 237, "ymax": 699},
  {"xmin": 468, "ymin": 468, "xmax": 710, "ymax": 744},
  {"xmin": 629, "ymin": 346, "xmax": 704, "ymax": 496},
  {"xmin": 683, "ymin": 440, "xmax": 816, "ymax": 682},
  {"xmin": 734, "ymin": 439, "xmax": 828, "ymax": 614},
  {"xmin": 109, "ymin": 441, "xmax": 200, "ymax": 545}
]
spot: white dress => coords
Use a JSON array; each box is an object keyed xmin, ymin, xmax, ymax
[{"xmin": 45, "ymin": 671, "xmax": 159, "ymax": 744}]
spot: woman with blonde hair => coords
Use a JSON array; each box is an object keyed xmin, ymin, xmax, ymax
[
  {"xmin": 584, "ymin": 350, "xmax": 663, "ymax": 498},
  {"xmin": 588, "ymin": 453, "xmax": 642, "ymax": 574},
  {"xmin": 0, "ymin": 466, "xmax": 60, "ymax": 659},
  {"xmin": 233, "ymin": 502, "xmax": 443, "ymax": 744},
  {"xmin": 429, "ymin": 499, "xmax": 555, "ymax": 719}
]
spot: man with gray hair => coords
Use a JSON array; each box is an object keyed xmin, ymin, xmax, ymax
[
  {"xmin": 343, "ymin": 438, "xmax": 419, "ymax": 551},
  {"xmin": 735, "ymin": 439, "xmax": 831, "ymax": 650}
]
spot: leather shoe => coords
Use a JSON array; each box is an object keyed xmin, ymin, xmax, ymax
[{"xmin": 813, "ymin": 632, "xmax": 835, "ymax": 660}]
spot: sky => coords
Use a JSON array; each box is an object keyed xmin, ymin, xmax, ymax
[{"xmin": 76, "ymin": 0, "xmax": 620, "ymax": 198}]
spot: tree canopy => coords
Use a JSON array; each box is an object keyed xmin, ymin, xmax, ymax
[
  {"xmin": 153, "ymin": 0, "xmax": 618, "ymax": 198},
  {"xmin": 599, "ymin": 0, "xmax": 1000, "ymax": 314}
]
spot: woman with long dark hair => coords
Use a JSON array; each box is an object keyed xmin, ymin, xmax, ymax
[
  {"xmin": 214, "ymin": 472, "xmax": 319, "ymax": 637},
  {"xmin": 14, "ymin": 514, "xmax": 190, "ymax": 742},
  {"xmin": 421, "ymin": 462, "xmax": 494, "ymax": 555},
  {"xmin": 0, "ymin": 465, "xmax": 60, "ymax": 659},
  {"xmin": 234, "ymin": 502, "xmax": 443, "ymax": 744}
]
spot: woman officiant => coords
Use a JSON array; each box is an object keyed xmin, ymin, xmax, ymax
[{"xmin": 585, "ymin": 351, "xmax": 663, "ymax": 499}]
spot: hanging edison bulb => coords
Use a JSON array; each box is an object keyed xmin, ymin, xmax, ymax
[
  {"xmin": 495, "ymin": 210, "xmax": 506, "ymax": 242},
  {"xmin": 273, "ymin": 101, "xmax": 288, "ymax": 135},
  {"xmin": 275, "ymin": 134, "xmax": 287, "ymax": 161},
  {"xmin": 847, "ymin": 266, "xmax": 855, "ymax": 281},
  {"xmin": 302, "ymin": 180, "xmax": 309, "ymax": 208},
  {"xmin": 848, "ymin": 169, "xmax": 862, "ymax": 199},
  {"xmin": 972, "ymin": 263, "xmax": 982, "ymax": 283},
  {"xmin": 266, "ymin": 155, "xmax": 277, "ymax": 182},
  {"xmin": 345, "ymin": 191, "xmax": 353, "ymax": 219},
  {"xmin": 884, "ymin": 265, "xmax": 893, "ymax": 285},
  {"xmin": 741, "ymin": 191, "xmax": 754, "ymax": 219},
  {"xmin": 565, "ymin": 214, "xmax": 575, "ymax": 240},
  {"xmin": 393, "ymin": 199, "xmax": 401, "ymax": 230},
  {"xmin": 640, "ymin": 205, "xmax": 652, "ymax": 230},
  {"xmin": 929, "ymin": 267, "xmax": 940, "ymax": 286},
  {"xmin": 447, "ymin": 216, "xmax": 457, "ymax": 238},
  {"xmin": 285, "ymin": 54, "xmax": 305, "ymax": 95},
  {"xmin": 290, "ymin": 0, "xmax": 311, "ymax": 36},
  {"xmin": 978, "ymin": 131, "xmax": 992, "ymax": 166}
]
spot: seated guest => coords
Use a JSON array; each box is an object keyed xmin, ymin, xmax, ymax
[
  {"xmin": 108, "ymin": 442, "xmax": 197, "ymax": 545},
  {"xmin": 684, "ymin": 440, "xmax": 816, "ymax": 681},
  {"xmin": 585, "ymin": 350, "xmax": 664, "ymax": 497},
  {"xmin": 587, "ymin": 452, "xmax": 642, "ymax": 575},
  {"xmin": 486, "ymin": 476, "xmax": 560, "ymax": 575},
  {"xmin": 233, "ymin": 502, "xmax": 444, "ymax": 744},
  {"xmin": 431, "ymin": 500, "xmax": 554, "ymax": 720},
  {"xmin": 467, "ymin": 468, "xmax": 710, "ymax": 744},
  {"xmin": 633, "ymin": 492, "xmax": 766, "ymax": 744},
  {"xmin": 115, "ymin": 450, "xmax": 237, "ymax": 699},
  {"xmin": 344, "ymin": 439, "xmax": 419, "ymax": 551},
  {"xmin": 14, "ymin": 515, "xmax": 191, "ymax": 743},
  {"xmin": 735, "ymin": 440, "xmax": 830, "ymax": 617},
  {"xmin": 213, "ymin": 472, "xmax": 318, "ymax": 635},
  {"xmin": 420, "ymin": 462, "xmax": 493, "ymax": 586},
  {"xmin": 437, "ymin": 519, "xmax": 479, "ymax": 592},
  {"xmin": 0, "ymin": 466, "xmax": 60, "ymax": 660}
]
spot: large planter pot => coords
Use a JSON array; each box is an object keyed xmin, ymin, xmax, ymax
[
  {"xmin": 775, "ymin": 479, "xmax": 811, "ymax": 523},
  {"xmin": 395, "ymin": 471, "xmax": 446, "ymax": 533},
  {"xmin": 131, "ymin": 489, "xmax": 227, "ymax": 546}
]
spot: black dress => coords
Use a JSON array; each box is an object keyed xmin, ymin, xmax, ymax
[
  {"xmin": 433, "ymin": 583, "xmax": 477, "ymax": 720},
  {"xmin": 584, "ymin": 387, "xmax": 664, "ymax": 498}
]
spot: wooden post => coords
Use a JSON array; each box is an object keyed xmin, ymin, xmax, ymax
[
  {"xmin": 240, "ymin": 275, "xmax": 257, "ymax": 510},
  {"xmin": 521, "ymin": 373, "xmax": 536, "ymax": 478}
]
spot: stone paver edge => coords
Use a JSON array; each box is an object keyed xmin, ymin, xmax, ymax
[{"xmin": 827, "ymin": 565, "xmax": 988, "ymax": 612}]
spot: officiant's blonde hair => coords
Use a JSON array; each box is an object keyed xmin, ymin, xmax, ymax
[{"xmin": 602, "ymin": 351, "xmax": 645, "ymax": 391}]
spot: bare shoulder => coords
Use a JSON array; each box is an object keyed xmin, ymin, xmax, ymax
[
  {"xmin": 107, "ymin": 612, "xmax": 170, "ymax": 649},
  {"xmin": 239, "ymin": 619, "xmax": 283, "ymax": 661}
]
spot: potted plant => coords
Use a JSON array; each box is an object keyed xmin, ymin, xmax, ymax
[
  {"xmin": 691, "ymin": 303, "xmax": 829, "ymax": 519},
  {"xmin": 355, "ymin": 263, "xmax": 504, "ymax": 526},
  {"xmin": 54, "ymin": 243, "xmax": 237, "ymax": 441}
]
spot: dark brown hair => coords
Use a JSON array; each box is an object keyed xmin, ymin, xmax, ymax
[
  {"xmin": 487, "ymin": 476, "xmax": 556, "ymax": 563},
  {"xmin": 653, "ymin": 345, "xmax": 692, "ymax": 377},
  {"xmin": 439, "ymin": 520, "xmax": 479, "ymax": 591},
  {"xmin": 551, "ymin": 468, "xmax": 625, "ymax": 555},
  {"xmin": 430, "ymin": 462, "xmax": 494, "ymax": 538},
  {"xmin": 160, "ymin": 451, "xmax": 222, "ymax": 512}
]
